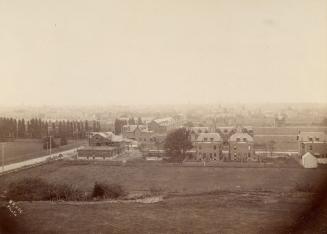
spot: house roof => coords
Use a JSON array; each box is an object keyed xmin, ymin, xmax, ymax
[
  {"xmin": 91, "ymin": 132, "xmax": 114, "ymax": 139},
  {"xmin": 298, "ymin": 132, "xmax": 327, "ymax": 142},
  {"xmin": 196, "ymin": 133, "xmax": 222, "ymax": 142},
  {"xmin": 90, "ymin": 132, "xmax": 124, "ymax": 142},
  {"xmin": 302, "ymin": 152, "xmax": 317, "ymax": 159},
  {"xmin": 153, "ymin": 117, "xmax": 174, "ymax": 126},
  {"xmin": 190, "ymin": 127, "xmax": 210, "ymax": 133},
  {"xmin": 229, "ymin": 132, "xmax": 254, "ymax": 142},
  {"xmin": 123, "ymin": 125, "xmax": 147, "ymax": 133}
]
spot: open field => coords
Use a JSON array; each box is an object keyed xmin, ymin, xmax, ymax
[
  {"xmin": 9, "ymin": 191, "xmax": 327, "ymax": 234},
  {"xmin": 1, "ymin": 161, "xmax": 327, "ymax": 194},
  {"xmin": 1, "ymin": 139, "xmax": 87, "ymax": 165},
  {"xmin": 1, "ymin": 161, "xmax": 327, "ymax": 233}
]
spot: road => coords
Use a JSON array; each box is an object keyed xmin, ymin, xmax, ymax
[{"xmin": 0, "ymin": 147, "xmax": 84, "ymax": 175}]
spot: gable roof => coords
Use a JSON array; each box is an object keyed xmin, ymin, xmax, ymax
[
  {"xmin": 229, "ymin": 132, "xmax": 254, "ymax": 142},
  {"xmin": 197, "ymin": 133, "xmax": 222, "ymax": 142},
  {"xmin": 302, "ymin": 152, "xmax": 316, "ymax": 159},
  {"xmin": 298, "ymin": 132, "xmax": 327, "ymax": 142},
  {"xmin": 153, "ymin": 117, "xmax": 174, "ymax": 126},
  {"xmin": 190, "ymin": 127, "xmax": 210, "ymax": 134},
  {"xmin": 123, "ymin": 125, "xmax": 147, "ymax": 133}
]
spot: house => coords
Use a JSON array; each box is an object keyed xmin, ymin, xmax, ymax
[
  {"xmin": 297, "ymin": 131, "xmax": 327, "ymax": 164},
  {"xmin": 216, "ymin": 127, "xmax": 237, "ymax": 144},
  {"xmin": 78, "ymin": 132, "xmax": 127, "ymax": 159},
  {"xmin": 77, "ymin": 146, "xmax": 123, "ymax": 160},
  {"xmin": 136, "ymin": 129, "xmax": 166, "ymax": 151},
  {"xmin": 122, "ymin": 124, "xmax": 147, "ymax": 140},
  {"xmin": 188, "ymin": 127, "xmax": 211, "ymax": 142},
  {"xmin": 148, "ymin": 117, "xmax": 179, "ymax": 133},
  {"xmin": 301, "ymin": 152, "xmax": 318, "ymax": 168},
  {"xmin": 194, "ymin": 133, "xmax": 223, "ymax": 161},
  {"xmin": 228, "ymin": 132, "xmax": 256, "ymax": 162}
]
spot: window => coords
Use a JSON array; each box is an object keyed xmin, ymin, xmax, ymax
[
  {"xmin": 233, "ymin": 146, "xmax": 237, "ymax": 150},
  {"xmin": 203, "ymin": 153, "xmax": 206, "ymax": 157},
  {"xmin": 213, "ymin": 145, "xmax": 217, "ymax": 150},
  {"xmin": 243, "ymin": 138, "xmax": 247, "ymax": 142},
  {"xmin": 144, "ymin": 138, "xmax": 146, "ymax": 142},
  {"xmin": 210, "ymin": 138, "xmax": 214, "ymax": 142},
  {"xmin": 309, "ymin": 137, "xmax": 313, "ymax": 141},
  {"xmin": 210, "ymin": 153, "xmax": 213, "ymax": 159},
  {"xmin": 248, "ymin": 153, "xmax": 251, "ymax": 158},
  {"xmin": 236, "ymin": 138, "xmax": 240, "ymax": 142},
  {"xmin": 315, "ymin": 137, "xmax": 320, "ymax": 141},
  {"xmin": 204, "ymin": 138, "xmax": 207, "ymax": 141},
  {"xmin": 199, "ymin": 146, "xmax": 202, "ymax": 150},
  {"xmin": 309, "ymin": 145, "xmax": 313, "ymax": 150}
]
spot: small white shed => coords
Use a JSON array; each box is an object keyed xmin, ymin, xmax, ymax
[{"xmin": 302, "ymin": 152, "xmax": 318, "ymax": 169}]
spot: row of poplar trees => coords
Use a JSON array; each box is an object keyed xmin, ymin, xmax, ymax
[{"xmin": 0, "ymin": 117, "xmax": 101, "ymax": 139}]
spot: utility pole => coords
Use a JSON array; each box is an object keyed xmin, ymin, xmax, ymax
[
  {"xmin": 2, "ymin": 143, "xmax": 4, "ymax": 173},
  {"xmin": 49, "ymin": 136, "xmax": 52, "ymax": 155}
]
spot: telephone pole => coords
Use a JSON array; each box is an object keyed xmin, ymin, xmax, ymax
[
  {"xmin": 2, "ymin": 143, "xmax": 5, "ymax": 173},
  {"xmin": 49, "ymin": 136, "xmax": 52, "ymax": 155}
]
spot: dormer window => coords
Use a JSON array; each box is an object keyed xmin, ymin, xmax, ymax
[
  {"xmin": 315, "ymin": 137, "xmax": 320, "ymax": 141},
  {"xmin": 243, "ymin": 138, "xmax": 247, "ymax": 142},
  {"xmin": 236, "ymin": 138, "xmax": 240, "ymax": 142},
  {"xmin": 210, "ymin": 138, "xmax": 214, "ymax": 142}
]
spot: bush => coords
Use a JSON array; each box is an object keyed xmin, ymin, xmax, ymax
[
  {"xmin": 92, "ymin": 182, "xmax": 126, "ymax": 199},
  {"xmin": 48, "ymin": 184, "xmax": 86, "ymax": 201},
  {"xmin": 149, "ymin": 185, "xmax": 163, "ymax": 196},
  {"xmin": 7, "ymin": 178, "xmax": 51, "ymax": 201},
  {"xmin": 7, "ymin": 178, "xmax": 87, "ymax": 201}
]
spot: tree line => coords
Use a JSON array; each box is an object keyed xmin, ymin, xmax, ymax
[
  {"xmin": 0, "ymin": 117, "xmax": 101, "ymax": 139},
  {"xmin": 114, "ymin": 117, "xmax": 144, "ymax": 135}
]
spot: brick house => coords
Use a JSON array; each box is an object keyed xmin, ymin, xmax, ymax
[
  {"xmin": 228, "ymin": 132, "xmax": 256, "ymax": 162},
  {"xmin": 297, "ymin": 131, "xmax": 327, "ymax": 163},
  {"xmin": 194, "ymin": 133, "xmax": 223, "ymax": 161},
  {"xmin": 188, "ymin": 127, "xmax": 211, "ymax": 142}
]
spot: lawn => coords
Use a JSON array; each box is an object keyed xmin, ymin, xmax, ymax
[
  {"xmin": 9, "ymin": 191, "xmax": 326, "ymax": 234},
  {"xmin": 1, "ymin": 161, "xmax": 327, "ymax": 233},
  {"xmin": 1, "ymin": 139, "xmax": 87, "ymax": 165}
]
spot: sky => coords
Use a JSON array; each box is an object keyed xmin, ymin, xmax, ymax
[{"xmin": 0, "ymin": 0, "xmax": 326, "ymax": 106}]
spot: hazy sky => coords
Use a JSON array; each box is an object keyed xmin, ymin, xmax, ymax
[{"xmin": 1, "ymin": 0, "xmax": 326, "ymax": 105}]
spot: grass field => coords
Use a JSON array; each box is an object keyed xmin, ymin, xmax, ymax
[
  {"xmin": 1, "ymin": 161, "xmax": 327, "ymax": 233},
  {"xmin": 1, "ymin": 139, "xmax": 87, "ymax": 165}
]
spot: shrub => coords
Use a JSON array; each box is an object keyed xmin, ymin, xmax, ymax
[
  {"xmin": 149, "ymin": 185, "xmax": 163, "ymax": 196},
  {"xmin": 7, "ymin": 178, "xmax": 51, "ymax": 201},
  {"xmin": 92, "ymin": 182, "xmax": 126, "ymax": 199},
  {"xmin": 48, "ymin": 184, "xmax": 86, "ymax": 201},
  {"xmin": 7, "ymin": 178, "xmax": 87, "ymax": 201}
]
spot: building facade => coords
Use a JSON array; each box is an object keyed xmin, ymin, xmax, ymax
[
  {"xmin": 297, "ymin": 131, "xmax": 327, "ymax": 163},
  {"xmin": 228, "ymin": 132, "xmax": 256, "ymax": 162},
  {"xmin": 194, "ymin": 133, "xmax": 223, "ymax": 161}
]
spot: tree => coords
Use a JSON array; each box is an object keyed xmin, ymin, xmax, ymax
[
  {"xmin": 60, "ymin": 136, "xmax": 68, "ymax": 146},
  {"xmin": 184, "ymin": 121, "xmax": 194, "ymax": 128},
  {"xmin": 128, "ymin": 117, "xmax": 136, "ymax": 125},
  {"xmin": 164, "ymin": 128, "xmax": 193, "ymax": 158},
  {"xmin": 114, "ymin": 119, "xmax": 127, "ymax": 135},
  {"xmin": 137, "ymin": 117, "xmax": 143, "ymax": 125}
]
